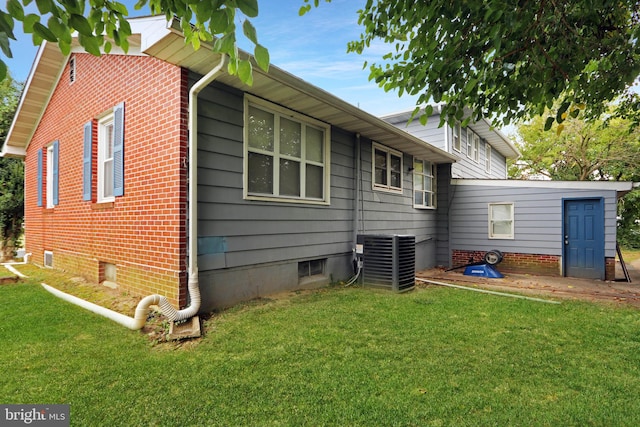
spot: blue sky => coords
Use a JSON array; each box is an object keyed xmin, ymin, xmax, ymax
[{"xmin": 4, "ymin": 0, "xmax": 419, "ymax": 117}]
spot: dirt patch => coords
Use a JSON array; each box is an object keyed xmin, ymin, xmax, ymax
[{"xmin": 417, "ymin": 259, "xmax": 640, "ymax": 308}]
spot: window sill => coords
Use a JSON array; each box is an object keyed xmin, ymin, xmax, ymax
[
  {"xmin": 42, "ymin": 208, "xmax": 55, "ymax": 214},
  {"xmin": 413, "ymin": 205, "xmax": 436, "ymax": 210},
  {"xmin": 245, "ymin": 194, "xmax": 330, "ymax": 206},
  {"xmin": 372, "ymin": 186, "xmax": 403, "ymax": 194},
  {"xmin": 92, "ymin": 202, "xmax": 114, "ymax": 210}
]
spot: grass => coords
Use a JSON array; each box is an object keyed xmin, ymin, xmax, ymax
[
  {"xmin": 622, "ymin": 248, "xmax": 640, "ymax": 264},
  {"xmin": 1, "ymin": 265, "xmax": 640, "ymax": 426}
]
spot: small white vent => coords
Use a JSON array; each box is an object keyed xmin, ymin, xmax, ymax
[{"xmin": 44, "ymin": 251, "xmax": 53, "ymax": 268}]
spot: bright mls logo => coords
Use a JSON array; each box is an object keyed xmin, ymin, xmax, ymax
[{"xmin": 1, "ymin": 405, "xmax": 69, "ymax": 426}]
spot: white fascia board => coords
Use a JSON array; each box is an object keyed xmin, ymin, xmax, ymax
[{"xmin": 452, "ymin": 179, "xmax": 634, "ymax": 192}]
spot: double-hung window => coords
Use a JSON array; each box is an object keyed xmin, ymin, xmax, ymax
[
  {"xmin": 98, "ymin": 114, "xmax": 115, "ymax": 202},
  {"xmin": 413, "ymin": 158, "xmax": 436, "ymax": 208},
  {"xmin": 373, "ymin": 143, "xmax": 403, "ymax": 193},
  {"xmin": 485, "ymin": 144, "xmax": 492, "ymax": 174},
  {"xmin": 245, "ymin": 96, "xmax": 330, "ymax": 204},
  {"xmin": 468, "ymin": 129, "xmax": 480, "ymax": 162},
  {"xmin": 38, "ymin": 140, "xmax": 59, "ymax": 208},
  {"xmin": 85, "ymin": 102, "xmax": 124, "ymax": 203},
  {"xmin": 452, "ymin": 123, "xmax": 461, "ymax": 152},
  {"xmin": 489, "ymin": 202, "xmax": 514, "ymax": 239}
]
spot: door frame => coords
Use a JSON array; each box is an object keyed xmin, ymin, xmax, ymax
[{"xmin": 561, "ymin": 197, "xmax": 605, "ymax": 280}]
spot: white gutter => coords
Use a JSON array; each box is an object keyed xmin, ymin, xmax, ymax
[{"xmin": 41, "ymin": 55, "xmax": 228, "ymax": 330}]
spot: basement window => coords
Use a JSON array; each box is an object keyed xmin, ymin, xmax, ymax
[
  {"xmin": 298, "ymin": 259, "xmax": 325, "ymax": 278},
  {"xmin": 44, "ymin": 251, "xmax": 53, "ymax": 268},
  {"xmin": 100, "ymin": 262, "xmax": 118, "ymax": 289}
]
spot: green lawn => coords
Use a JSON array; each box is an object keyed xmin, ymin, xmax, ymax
[
  {"xmin": 1, "ymin": 267, "xmax": 640, "ymax": 426},
  {"xmin": 622, "ymin": 248, "xmax": 640, "ymax": 264}
]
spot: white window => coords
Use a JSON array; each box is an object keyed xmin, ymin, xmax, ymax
[
  {"xmin": 46, "ymin": 144, "xmax": 55, "ymax": 208},
  {"xmin": 489, "ymin": 203, "xmax": 514, "ymax": 239},
  {"xmin": 373, "ymin": 143, "xmax": 403, "ymax": 193},
  {"xmin": 413, "ymin": 158, "xmax": 436, "ymax": 208},
  {"xmin": 485, "ymin": 144, "xmax": 492, "ymax": 174},
  {"xmin": 467, "ymin": 129, "xmax": 480, "ymax": 162},
  {"xmin": 97, "ymin": 113, "xmax": 115, "ymax": 202},
  {"xmin": 452, "ymin": 123, "xmax": 461, "ymax": 152},
  {"xmin": 244, "ymin": 96, "xmax": 330, "ymax": 204}
]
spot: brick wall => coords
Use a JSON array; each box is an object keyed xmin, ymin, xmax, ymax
[
  {"xmin": 24, "ymin": 53, "xmax": 188, "ymax": 306},
  {"xmin": 452, "ymin": 250, "xmax": 616, "ymax": 280},
  {"xmin": 452, "ymin": 249, "xmax": 561, "ymax": 276}
]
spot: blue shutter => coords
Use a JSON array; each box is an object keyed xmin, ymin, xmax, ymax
[
  {"xmin": 113, "ymin": 102, "xmax": 125, "ymax": 197},
  {"xmin": 37, "ymin": 149, "xmax": 43, "ymax": 207},
  {"xmin": 82, "ymin": 121, "xmax": 92, "ymax": 201},
  {"xmin": 52, "ymin": 140, "xmax": 59, "ymax": 206}
]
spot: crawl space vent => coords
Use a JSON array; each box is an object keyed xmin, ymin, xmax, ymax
[
  {"xmin": 44, "ymin": 251, "xmax": 53, "ymax": 268},
  {"xmin": 360, "ymin": 234, "xmax": 416, "ymax": 292}
]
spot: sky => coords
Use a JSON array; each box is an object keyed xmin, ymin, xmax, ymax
[{"xmin": 4, "ymin": 0, "xmax": 420, "ymax": 117}]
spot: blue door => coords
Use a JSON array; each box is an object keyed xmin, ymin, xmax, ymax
[{"xmin": 563, "ymin": 198, "xmax": 604, "ymax": 279}]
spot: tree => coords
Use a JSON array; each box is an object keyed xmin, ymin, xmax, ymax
[
  {"xmin": 0, "ymin": 73, "xmax": 23, "ymax": 261},
  {"xmin": 0, "ymin": 0, "xmax": 270, "ymax": 84},
  {"xmin": 510, "ymin": 114, "xmax": 640, "ymax": 181},
  {"xmin": 347, "ymin": 0, "xmax": 640, "ymax": 128},
  {"xmin": 1, "ymin": 1, "xmax": 638, "ymax": 130},
  {"xmin": 510, "ymin": 110, "xmax": 640, "ymax": 248}
]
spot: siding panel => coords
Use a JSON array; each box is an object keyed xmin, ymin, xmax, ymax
[{"xmin": 450, "ymin": 183, "xmax": 618, "ymax": 257}]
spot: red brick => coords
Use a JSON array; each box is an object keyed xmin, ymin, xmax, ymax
[{"xmin": 25, "ymin": 53, "xmax": 189, "ymax": 306}]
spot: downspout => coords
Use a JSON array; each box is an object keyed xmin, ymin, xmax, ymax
[
  {"xmin": 42, "ymin": 54, "xmax": 228, "ymax": 330},
  {"xmin": 346, "ymin": 133, "xmax": 363, "ymax": 286},
  {"xmin": 353, "ymin": 133, "xmax": 361, "ymax": 251},
  {"xmin": 157, "ymin": 53, "xmax": 228, "ymax": 322}
]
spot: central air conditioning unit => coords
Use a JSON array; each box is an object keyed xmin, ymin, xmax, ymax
[{"xmin": 358, "ymin": 234, "xmax": 416, "ymax": 292}]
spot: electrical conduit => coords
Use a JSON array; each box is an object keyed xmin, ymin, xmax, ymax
[{"xmin": 41, "ymin": 55, "xmax": 228, "ymax": 330}]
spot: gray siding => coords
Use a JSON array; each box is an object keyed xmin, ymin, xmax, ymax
[
  {"xmin": 435, "ymin": 164, "xmax": 452, "ymax": 266},
  {"xmin": 193, "ymin": 77, "xmax": 445, "ymax": 307},
  {"xmin": 357, "ymin": 138, "xmax": 440, "ymax": 270},
  {"xmin": 387, "ymin": 114, "xmax": 507, "ymax": 179},
  {"xmin": 388, "ymin": 116, "xmax": 446, "ymax": 151},
  {"xmin": 195, "ymin": 80, "xmax": 355, "ymax": 273},
  {"xmin": 449, "ymin": 183, "xmax": 618, "ymax": 258},
  {"xmin": 449, "ymin": 126, "xmax": 501, "ymax": 179}
]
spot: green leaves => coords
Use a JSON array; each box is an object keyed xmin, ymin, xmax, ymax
[
  {"xmin": 254, "ymin": 44, "xmax": 269, "ymax": 72},
  {"xmin": 236, "ymin": 0, "xmax": 258, "ymax": 18},
  {"xmin": 349, "ymin": 0, "xmax": 640, "ymax": 129},
  {"xmin": 0, "ymin": 0, "xmax": 273, "ymax": 88}
]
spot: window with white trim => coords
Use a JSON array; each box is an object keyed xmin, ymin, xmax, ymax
[
  {"xmin": 485, "ymin": 144, "xmax": 492, "ymax": 174},
  {"xmin": 467, "ymin": 129, "xmax": 480, "ymax": 162},
  {"xmin": 39, "ymin": 141, "xmax": 59, "ymax": 208},
  {"xmin": 452, "ymin": 123, "xmax": 461, "ymax": 152},
  {"xmin": 413, "ymin": 158, "xmax": 436, "ymax": 208},
  {"xmin": 489, "ymin": 203, "xmax": 514, "ymax": 239},
  {"xmin": 245, "ymin": 96, "xmax": 330, "ymax": 204},
  {"xmin": 373, "ymin": 143, "xmax": 403, "ymax": 193},
  {"xmin": 84, "ymin": 102, "xmax": 124, "ymax": 203},
  {"xmin": 46, "ymin": 145, "xmax": 55, "ymax": 208},
  {"xmin": 98, "ymin": 113, "xmax": 115, "ymax": 202}
]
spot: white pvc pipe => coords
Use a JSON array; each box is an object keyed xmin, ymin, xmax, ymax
[
  {"xmin": 40, "ymin": 56, "xmax": 228, "ymax": 329},
  {"xmin": 41, "ymin": 283, "xmax": 161, "ymax": 330},
  {"xmin": 416, "ymin": 278, "xmax": 561, "ymax": 304}
]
